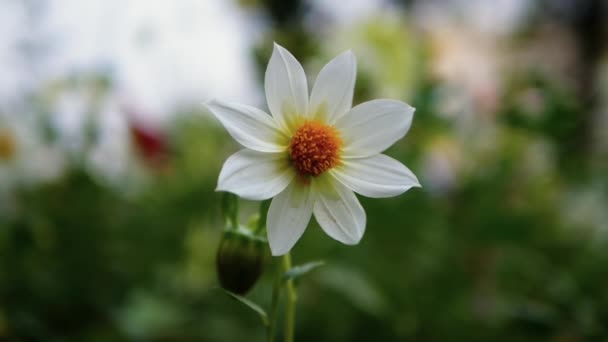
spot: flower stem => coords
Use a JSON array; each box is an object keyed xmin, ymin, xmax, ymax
[
  {"xmin": 267, "ymin": 259, "xmax": 282, "ymax": 342},
  {"xmin": 221, "ymin": 193, "xmax": 239, "ymax": 229},
  {"xmin": 255, "ymin": 200, "xmax": 271, "ymax": 235},
  {"xmin": 282, "ymin": 253, "xmax": 297, "ymax": 342}
]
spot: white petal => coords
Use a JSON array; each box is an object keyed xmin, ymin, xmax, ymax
[
  {"xmin": 265, "ymin": 43, "xmax": 309, "ymax": 132},
  {"xmin": 205, "ymin": 100, "xmax": 287, "ymax": 153},
  {"xmin": 217, "ymin": 149, "xmax": 294, "ymax": 201},
  {"xmin": 331, "ymin": 154, "xmax": 420, "ymax": 198},
  {"xmin": 309, "ymin": 50, "xmax": 357, "ymax": 124},
  {"xmin": 267, "ymin": 181, "xmax": 315, "ymax": 256},
  {"xmin": 336, "ymin": 99, "xmax": 415, "ymax": 158},
  {"xmin": 313, "ymin": 177, "xmax": 366, "ymax": 245}
]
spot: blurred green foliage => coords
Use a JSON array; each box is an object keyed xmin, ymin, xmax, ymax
[{"xmin": 2, "ymin": 1, "xmax": 608, "ymax": 341}]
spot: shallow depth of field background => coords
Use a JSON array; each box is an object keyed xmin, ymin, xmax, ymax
[{"xmin": 1, "ymin": 0, "xmax": 608, "ymax": 341}]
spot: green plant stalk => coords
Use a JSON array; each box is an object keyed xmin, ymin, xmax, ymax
[
  {"xmin": 221, "ymin": 193, "xmax": 239, "ymax": 230},
  {"xmin": 282, "ymin": 253, "xmax": 297, "ymax": 342},
  {"xmin": 256, "ymin": 199, "xmax": 271, "ymax": 234},
  {"xmin": 267, "ymin": 260, "xmax": 282, "ymax": 342}
]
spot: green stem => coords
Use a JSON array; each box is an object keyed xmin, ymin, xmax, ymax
[
  {"xmin": 221, "ymin": 193, "xmax": 239, "ymax": 229},
  {"xmin": 256, "ymin": 200, "xmax": 271, "ymax": 234},
  {"xmin": 267, "ymin": 260, "xmax": 282, "ymax": 342},
  {"xmin": 282, "ymin": 253, "xmax": 297, "ymax": 342}
]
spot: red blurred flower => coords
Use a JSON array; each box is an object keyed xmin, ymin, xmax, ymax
[{"xmin": 124, "ymin": 107, "xmax": 171, "ymax": 171}]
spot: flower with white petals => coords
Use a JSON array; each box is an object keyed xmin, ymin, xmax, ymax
[{"xmin": 205, "ymin": 43, "xmax": 420, "ymax": 256}]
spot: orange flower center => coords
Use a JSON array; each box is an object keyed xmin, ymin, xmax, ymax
[{"xmin": 289, "ymin": 121, "xmax": 341, "ymax": 177}]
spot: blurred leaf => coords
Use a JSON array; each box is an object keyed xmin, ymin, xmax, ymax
[
  {"xmin": 317, "ymin": 266, "xmax": 388, "ymax": 317},
  {"xmin": 118, "ymin": 291, "xmax": 185, "ymax": 340},
  {"xmin": 221, "ymin": 289, "xmax": 269, "ymax": 326},
  {"xmin": 283, "ymin": 261, "xmax": 325, "ymax": 282}
]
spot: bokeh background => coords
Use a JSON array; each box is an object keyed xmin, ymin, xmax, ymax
[{"xmin": 1, "ymin": 0, "xmax": 608, "ymax": 341}]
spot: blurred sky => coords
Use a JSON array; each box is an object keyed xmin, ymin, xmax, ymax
[
  {"xmin": 0, "ymin": 0, "xmax": 536, "ymax": 119},
  {"xmin": 0, "ymin": 0, "xmax": 414, "ymax": 119},
  {"xmin": 0, "ymin": 0, "xmax": 259, "ymax": 118}
]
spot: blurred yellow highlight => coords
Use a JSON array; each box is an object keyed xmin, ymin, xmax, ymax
[{"xmin": 0, "ymin": 131, "xmax": 16, "ymax": 161}]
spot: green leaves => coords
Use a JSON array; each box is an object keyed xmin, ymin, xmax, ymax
[
  {"xmin": 221, "ymin": 289, "xmax": 269, "ymax": 326},
  {"xmin": 283, "ymin": 261, "xmax": 325, "ymax": 282}
]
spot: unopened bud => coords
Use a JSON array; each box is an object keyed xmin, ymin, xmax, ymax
[{"xmin": 216, "ymin": 226, "xmax": 267, "ymax": 295}]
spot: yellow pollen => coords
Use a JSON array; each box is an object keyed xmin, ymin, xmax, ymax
[{"xmin": 289, "ymin": 121, "xmax": 341, "ymax": 177}]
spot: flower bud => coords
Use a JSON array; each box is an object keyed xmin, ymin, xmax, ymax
[{"xmin": 216, "ymin": 226, "xmax": 267, "ymax": 295}]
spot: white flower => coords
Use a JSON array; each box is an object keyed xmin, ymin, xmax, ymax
[{"xmin": 205, "ymin": 43, "xmax": 420, "ymax": 256}]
